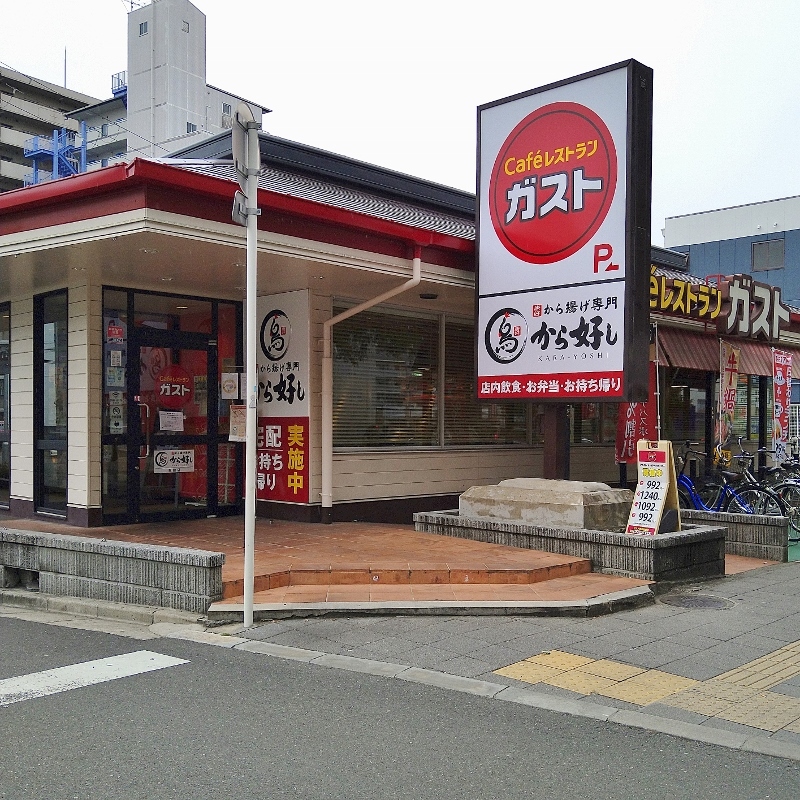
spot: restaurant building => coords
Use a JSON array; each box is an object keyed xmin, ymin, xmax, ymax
[{"xmin": 1, "ymin": 131, "xmax": 798, "ymax": 527}]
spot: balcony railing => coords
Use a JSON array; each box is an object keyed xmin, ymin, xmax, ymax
[
  {"xmin": 24, "ymin": 170, "xmax": 53, "ymax": 186},
  {"xmin": 111, "ymin": 71, "xmax": 127, "ymax": 97}
]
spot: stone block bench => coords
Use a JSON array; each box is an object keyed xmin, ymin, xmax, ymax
[
  {"xmin": 0, "ymin": 527, "xmax": 224, "ymax": 614},
  {"xmin": 414, "ymin": 511, "xmax": 727, "ymax": 583}
]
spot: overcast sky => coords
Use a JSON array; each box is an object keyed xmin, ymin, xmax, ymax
[{"xmin": 3, "ymin": 0, "xmax": 799, "ymax": 244}]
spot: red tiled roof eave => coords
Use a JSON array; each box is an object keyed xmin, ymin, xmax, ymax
[{"xmin": 0, "ymin": 159, "xmax": 474, "ymax": 257}]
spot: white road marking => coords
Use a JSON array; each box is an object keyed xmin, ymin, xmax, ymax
[{"xmin": 0, "ymin": 650, "xmax": 189, "ymax": 706}]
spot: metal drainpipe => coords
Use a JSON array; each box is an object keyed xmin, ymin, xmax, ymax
[{"xmin": 321, "ymin": 245, "xmax": 423, "ymax": 523}]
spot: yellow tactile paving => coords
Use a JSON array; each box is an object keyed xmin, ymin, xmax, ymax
[
  {"xmin": 714, "ymin": 692, "xmax": 800, "ymax": 732},
  {"xmin": 715, "ymin": 644, "xmax": 800, "ymax": 690},
  {"xmin": 783, "ymin": 716, "xmax": 800, "ymax": 734},
  {"xmin": 525, "ymin": 650, "xmax": 594, "ymax": 670},
  {"xmin": 494, "ymin": 643, "xmax": 800, "ymax": 733},
  {"xmin": 597, "ymin": 670, "xmax": 698, "ymax": 705},
  {"xmin": 493, "ymin": 662, "xmax": 564, "ymax": 684},
  {"xmin": 578, "ymin": 659, "xmax": 646, "ymax": 681},
  {"xmin": 546, "ymin": 670, "xmax": 620, "ymax": 695},
  {"xmin": 661, "ymin": 678, "xmax": 760, "ymax": 710}
]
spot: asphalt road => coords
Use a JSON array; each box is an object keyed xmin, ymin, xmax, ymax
[{"xmin": 2, "ymin": 616, "xmax": 800, "ymax": 800}]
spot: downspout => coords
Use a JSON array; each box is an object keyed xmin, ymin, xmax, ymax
[{"xmin": 321, "ymin": 245, "xmax": 423, "ymax": 523}]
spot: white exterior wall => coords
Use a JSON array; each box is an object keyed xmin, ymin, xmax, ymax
[
  {"xmin": 330, "ymin": 446, "xmax": 618, "ymax": 503},
  {"xmin": 204, "ymin": 87, "xmax": 262, "ymax": 134},
  {"xmin": 67, "ymin": 281, "xmax": 103, "ymax": 512},
  {"xmin": 665, "ymin": 195, "xmax": 800, "ymax": 247},
  {"xmin": 9, "ymin": 298, "xmax": 33, "ymax": 504},
  {"xmin": 308, "ymin": 291, "xmax": 326, "ymax": 502},
  {"xmin": 332, "ymin": 449, "xmax": 541, "ymax": 502},
  {"xmin": 67, "ymin": 285, "xmax": 90, "ymax": 509}
]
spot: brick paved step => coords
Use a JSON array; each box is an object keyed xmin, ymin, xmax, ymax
[{"xmin": 221, "ymin": 558, "xmax": 593, "ymax": 600}]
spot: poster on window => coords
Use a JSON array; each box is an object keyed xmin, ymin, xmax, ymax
[
  {"xmin": 476, "ymin": 60, "xmax": 652, "ymax": 402},
  {"xmin": 104, "ymin": 314, "xmax": 128, "ymax": 392},
  {"xmin": 773, "ymin": 349, "xmax": 792, "ymax": 463},
  {"xmin": 255, "ymin": 416, "xmax": 309, "ymax": 504}
]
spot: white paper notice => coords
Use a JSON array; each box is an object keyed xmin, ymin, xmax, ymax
[
  {"xmin": 159, "ymin": 410, "xmax": 184, "ymax": 432},
  {"xmin": 229, "ymin": 404, "xmax": 247, "ymax": 442}
]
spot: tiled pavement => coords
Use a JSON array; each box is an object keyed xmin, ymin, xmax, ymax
[{"xmin": 0, "ymin": 514, "xmax": 661, "ymax": 609}]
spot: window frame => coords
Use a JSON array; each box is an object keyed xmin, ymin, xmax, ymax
[{"xmin": 752, "ymin": 238, "xmax": 784, "ymax": 272}]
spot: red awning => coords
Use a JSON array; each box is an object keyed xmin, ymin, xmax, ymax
[
  {"xmin": 734, "ymin": 340, "xmax": 773, "ymax": 377},
  {"xmin": 656, "ymin": 326, "xmax": 779, "ymax": 376},
  {"xmin": 656, "ymin": 327, "xmax": 719, "ymax": 372}
]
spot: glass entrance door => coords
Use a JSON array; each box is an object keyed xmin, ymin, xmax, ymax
[
  {"xmin": 101, "ymin": 290, "xmax": 242, "ymax": 524},
  {"xmin": 133, "ymin": 336, "xmax": 213, "ymax": 519}
]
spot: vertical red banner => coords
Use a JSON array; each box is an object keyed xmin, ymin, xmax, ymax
[
  {"xmin": 615, "ymin": 361, "xmax": 658, "ymax": 464},
  {"xmin": 718, "ymin": 341, "xmax": 740, "ymax": 447},
  {"xmin": 773, "ymin": 349, "xmax": 792, "ymax": 462},
  {"xmin": 255, "ymin": 416, "xmax": 309, "ymax": 503}
]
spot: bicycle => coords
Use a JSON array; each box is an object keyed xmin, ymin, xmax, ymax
[
  {"xmin": 676, "ymin": 442, "xmax": 787, "ymax": 516},
  {"xmin": 749, "ymin": 439, "xmax": 800, "ymax": 541}
]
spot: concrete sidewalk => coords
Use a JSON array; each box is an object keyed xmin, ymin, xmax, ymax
[{"xmin": 228, "ymin": 558, "xmax": 800, "ymax": 756}]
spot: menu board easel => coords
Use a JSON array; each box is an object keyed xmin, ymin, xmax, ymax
[{"xmin": 625, "ymin": 439, "xmax": 680, "ymax": 535}]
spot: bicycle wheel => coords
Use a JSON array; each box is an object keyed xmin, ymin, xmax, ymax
[
  {"xmin": 724, "ymin": 486, "xmax": 787, "ymax": 516},
  {"xmin": 774, "ymin": 483, "xmax": 800, "ymax": 541},
  {"xmin": 697, "ymin": 482, "xmax": 723, "ymax": 509},
  {"xmin": 678, "ymin": 487, "xmax": 694, "ymax": 510}
]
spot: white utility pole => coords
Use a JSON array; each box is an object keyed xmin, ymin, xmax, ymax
[{"xmin": 232, "ymin": 103, "xmax": 261, "ymax": 627}]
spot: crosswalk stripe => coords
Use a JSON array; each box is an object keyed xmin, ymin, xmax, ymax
[{"xmin": 0, "ymin": 650, "xmax": 189, "ymax": 706}]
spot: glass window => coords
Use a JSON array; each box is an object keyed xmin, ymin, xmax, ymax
[
  {"xmin": 134, "ymin": 292, "xmax": 212, "ymax": 333},
  {"xmin": 443, "ymin": 321, "xmax": 526, "ymax": 445},
  {"xmin": 35, "ymin": 291, "xmax": 68, "ymax": 513},
  {"xmin": 41, "ymin": 293, "xmax": 68, "ymax": 436},
  {"xmin": 139, "ymin": 21, "xmax": 148, "ymax": 36},
  {"xmin": 332, "ymin": 308, "xmax": 530, "ymax": 448},
  {"xmin": 662, "ymin": 368, "xmax": 707, "ymax": 448},
  {"xmin": 570, "ymin": 403, "xmax": 620, "ymax": 445},
  {"xmin": 752, "ymin": 239, "xmax": 784, "ymax": 271},
  {"xmin": 333, "ymin": 308, "xmax": 438, "ymax": 447}
]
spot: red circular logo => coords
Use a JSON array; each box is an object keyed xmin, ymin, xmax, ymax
[
  {"xmin": 155, "ymin": 365, "xmax": 193, "ymax": 410},
  {"xmin": 489, "ymin": 102, "xmax": 617, "ymax": 264}
]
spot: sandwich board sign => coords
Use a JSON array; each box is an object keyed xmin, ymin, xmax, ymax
[{"xmin": 626, "ymin": 440, "xmax": 680, "ymax": 535}]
